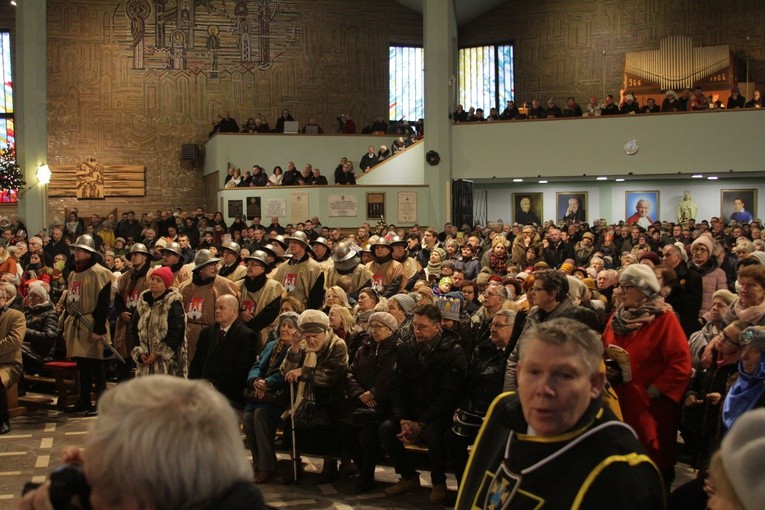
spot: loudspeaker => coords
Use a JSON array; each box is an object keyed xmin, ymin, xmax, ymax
[
  {"xmin": 452, "ymin": 179, "xmax": 474, "ymax": 227},
  {"xmin": 181, "ymin": 143, "xmax": 200, "ymax": 161}
]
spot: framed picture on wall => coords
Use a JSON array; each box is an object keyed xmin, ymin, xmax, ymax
[
  {"xmin": 721, "ymin": 189, "xmax": 757, "ymax": 224},
  {"xmin": 512, "ymin": 192, "xmax": 543, "ymax": 226},
  {"xmin": 367, "ymin": 192, "xmax": 385, "ymax": 219},
  {"xmin": 626, "ymin": 190, "xmax": 659, "ymax": 228},
  {"xmin": 556, "ymin": 192, "xmax": 587, "ymax": 223}
]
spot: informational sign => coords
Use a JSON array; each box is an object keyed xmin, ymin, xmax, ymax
[
  {"xmin": 290, "ymin": 192, "xmax": 309, "ymax": 224},
  {"xmin": 328, "ymin": 194, "xmax": 359, "ymax": 217},
  {"xmin": 263, "ymin": 199, "xmax": 287, "ymax": 218},
  {"xmin": 397, "ymin": 191, "xmax": 417, "ymax": 223},
  {"xmin": 228, "ymin": 199, "xmax": 243, "ymax": 218},
  {"xmin": 246, "ymin": 196, "xmax": 261, "ymax": 219}
]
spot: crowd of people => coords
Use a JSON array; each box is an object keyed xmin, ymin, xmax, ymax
[
  {"xmin": 452, "ymin": 86, "xmax": 763, "ymax": 122},
  {"xmin": 3, "ymin": 206, "xmax": 765, "ymax": 509},
  {"xmin": 210, "ymin": 109, "xmax": 425, "ymax": 137},
  {"xmin": 222, "ymin": 134, "xmax": 422, "ymax": 189}
]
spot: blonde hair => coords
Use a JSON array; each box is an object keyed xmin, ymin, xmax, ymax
[
  {"xmin": 330, "ymin": 304, "xmax": 356, "ymax": 333},
  {"xmin": 325, "ymin": 285, "xmax": 350, "ymax": 309}
]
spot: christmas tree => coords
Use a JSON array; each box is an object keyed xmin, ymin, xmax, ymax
[{"xmin": 0, "ymin": 145, "xmax": 24, "ymax": 203}]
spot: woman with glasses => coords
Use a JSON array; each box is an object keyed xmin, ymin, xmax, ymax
[{"xmin": 602, "ymin": 264, "xmax": 691, "ymax": 486}]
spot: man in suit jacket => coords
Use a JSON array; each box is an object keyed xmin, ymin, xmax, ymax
[{"xmin": 189, "ymin": 294, "xmax": 258, "ymax": 409}]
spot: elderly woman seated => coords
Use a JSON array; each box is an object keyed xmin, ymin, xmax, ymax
[
  {"xmin": 281, "ymin": 310, "xmax": 349, "ymax": 483},
  {"xmin": 243, "ymin": 312, "xmax": 299, "ymax": 484},
  {"xmin": 22, "ymin": 282, "xmax": 60, "ymax": 371}
]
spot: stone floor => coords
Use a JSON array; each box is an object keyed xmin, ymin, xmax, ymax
[{"xmin": 1, "ymin": 395, "xmax": 696, "ymax": 509}]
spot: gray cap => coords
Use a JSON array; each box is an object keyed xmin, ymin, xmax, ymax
[
  {"xmin": 720, "ymin": 408, "xmax": 765, "ymax": 510},
  {"xmin": 71, "ymin": 234, "xmax": 97, "ymax": 254},
  {"xmin": 298, "ymin": 309, "xmax": 330, "ymax": 333},
  {"xmin": 192, "ymin": 249, "xmax": 220, "ymax": 271},
  {"xmin": 740, "ymin": 326, "xmax": 765, "ymax": 353}
]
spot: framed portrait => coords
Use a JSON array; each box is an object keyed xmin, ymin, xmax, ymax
[
  {"xmin": 625, "ymin": 191, "xmax": 659, "ymax": 228},
  {"xmin": 556, "ymin": 192, "xmax": 588, "ymax": 223},
  {"xmin": 512, "ymin": 192, "xmax": 543, "ymax": 226},
  {"xmin": 721, "ymin": 189, "xmax": 757, "ymax": 224}
]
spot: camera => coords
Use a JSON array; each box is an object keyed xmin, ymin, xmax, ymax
[{"xmin": 22, "ymin": 464, "xmax": 92, "ymax": 510}]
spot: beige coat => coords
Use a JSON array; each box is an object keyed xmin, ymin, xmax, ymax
[
  {"xmin": 63, "ymin": 263, "xmax": 113, "ymax": 359},
  {"xmin": 178, "ymin": 275, "xmax": 238, "ymax": 362},
  {"xmin": 0, "ymin": 308, "xmax": 25, "ymax": 388}
]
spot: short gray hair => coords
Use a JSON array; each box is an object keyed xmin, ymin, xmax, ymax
[
  {"xmin": 0, "ymin": 281, "xmax": 16, "ymax": 301},
  {"xmin": 494, "ymin": 308, "xmax": 517, "ymax": 324},
  {"xmin": 519, "ymin": 318, "xmax": 603, "ymax": 375},
  {"xmin": 84, "ymin": 376, "xmax": 251, "ymax": 508}
]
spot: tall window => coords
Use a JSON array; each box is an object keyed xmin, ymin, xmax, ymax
[
  {"xmin": 459, "ymin": 44, "xmax": 514, "ymax": 111},
  {"xmin": 389, "ymin": 45, "xmax": 424, "ymax": 122},
  {"xmin": 0, "ymin": 32, "xmax": 13, "ymax": 148}
]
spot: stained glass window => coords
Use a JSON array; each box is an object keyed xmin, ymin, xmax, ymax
[
  {"xmin": 389, "ymin": 46, "xmax": 424, "ymax": 122},
  {"xmin": 0, "ymin": 32, "xmax": 13, "ymax": 148},
  {"xmin": 459, "ymin": 44, "xmax": 514, "ymax": 111}
]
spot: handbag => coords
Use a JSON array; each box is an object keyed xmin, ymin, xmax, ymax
[{"xmin": 243, "ymin": 386, "xmax": 287, "ymax": 406}]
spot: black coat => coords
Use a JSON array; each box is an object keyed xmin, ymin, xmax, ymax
[
  {"xmin": 346, "ymin": 334, "xmax": 398, "ymax": 410},
  {"xmin": 189, "ymin": 319, "xmax": 259, "ymax": 407},
  {"xmin": 390, "ymin": 332, "xmax": 467, "ymax": 425},
  {"xmin": 464, "ymin": 341, "xmax": 511, "ymax": 414},
  {"xmin": 23, "ymin": 302, "xmax": 60, "ymax": 359}
]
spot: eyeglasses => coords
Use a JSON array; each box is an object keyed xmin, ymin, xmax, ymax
[
  {"xmin": 719, "ymin": 333, "xmax": 741, "ymax": 348},
  {"xmin": 620, "ymin": 284, "xmax": 637, "ymax": 292},
  {"xmin": 490, "ymin": 322, "xmax": 512, "ymax": 329},
  {"xmin": 368, "ymin": 323, "xmax": 389, "ymax": 331}
]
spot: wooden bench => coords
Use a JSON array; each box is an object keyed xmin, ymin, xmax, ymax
[
  {"xmin": 24, "ymin": 361, "xmax": 80, "ymax": 410},
  {"xmin": 6, "ymin": 383, "xmax": 28, "ymax": 418}
]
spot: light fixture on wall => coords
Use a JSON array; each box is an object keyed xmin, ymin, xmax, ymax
[
  {"xmin": 707, "ymin": 176, "xmax": 719, "ymax": 180},
  {"xmin": 10, "ymin": 0, "xmax": 16, "ymax": 6},
  {"xmin": 36, "ymin": 164, "xmax": 52, "ymax": 232},
  {"xmin": 691, "ymin": 174, "xmax": 703, "ymax": 178},
  {"xmin": 36, "ymin": 164, "xmax": 52, "ymax": 184},
  {"xmin": 512, "ymin": 178, "xmax": 523, "ymax": 182},
  {"xmin": 538, "ymin": 180, "xmax": 548, "ymax": 184},
  {"xmin": 615, "ymin": 178, "xmax": 625, "ymax": 182},
  {"xmin": 596, "ymin": 176, "xmax": 608, "ymax": 181}
]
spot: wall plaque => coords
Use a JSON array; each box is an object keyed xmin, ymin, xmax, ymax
[
  {"xmin": 397, "ymin": 192, "xmax": 417, "ymax": 223},
  {"xmin": 246, "ymin": 196, "xmax": 261, "ymax": 219},
  {"xmin": 228, "ymin": 199, "xmax": 243, "ymax": 218},
  {"xmin": 328, "ymin": 194, "xmax": 359, "ymax": 217},
  {"xmin": 290, "ymin": 192, "xmax": 309, "ymax": 224},
  {"xmin": 264, "ymin": 199, "xmax": 287, "ymax": 218}
]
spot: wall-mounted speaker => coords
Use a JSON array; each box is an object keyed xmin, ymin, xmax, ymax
[
  {"xmin": 452, "ymin": 179, "xmax": 474, "ymax": 227},
  {"xmin": 181, "ymin": 143, "xmax": 201, "ymax": 161}
]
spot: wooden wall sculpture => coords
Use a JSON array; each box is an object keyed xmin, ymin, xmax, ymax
[{"xmin": 48, "ymin": 159, "xmax": 145, "ymax": 199}]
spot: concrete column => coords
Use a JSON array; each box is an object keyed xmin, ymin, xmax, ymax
[
  {"xmin": 423, "ymin": 0, "xmax": 457, "ymax": 228},
  {"xmin": 15, "ymin": 0, "xmax": 48, "ymax": 234}
]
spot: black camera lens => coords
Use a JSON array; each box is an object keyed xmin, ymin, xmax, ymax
[{"xmin": 22, "ymin": 464, "xmax": 93, "ymax": 510}]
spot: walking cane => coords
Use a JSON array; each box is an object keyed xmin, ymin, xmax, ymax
[{"xmin": 289, "ymin": 381, "xmax": 299, "ymax": 483}]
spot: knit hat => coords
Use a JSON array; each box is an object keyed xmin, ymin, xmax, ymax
[
  {"xmin": 476, "ymin": 270, "xmax": 491, "ymax": 286},
  {"xmin": 750, "ymin": 251, "xmax": 765, "ymax": 266},
  {"xmin": 389, "ymin": 294, "xmax": 416, "ymax": 315},
  {"xmin": 27, "ymin": 281, "xmax": 49, "ymax": 302},
  {"xmin": 298, "ymin": 309, "xmax": 330, "ymax": 333},
  {"xmin": 674, "ymin": 242, "xmax": 688, "ymax": 263},
  {"xmin": 712, "ymin": 289, "xmax": 737, "ymax": 307},
  {"xmin": 560, "ymin": 262, "xmax": 575, "ymax": 275},
  {"xmin": 278, "ymin": 311, "xmax": 300, "ymax": 330},
  {"xmin": 438, "ymin": 276, "xmax": 453, "ymax": 287},
  {"xmin": 586, "ymin": 267, "xmax": 598, "ymax": 279},
  {"xmin": 516, "ymin": 271, "xmax": 529, "ymax": 282},
  {"xmin": 582, "ymin": 231, "xmax": 595, "ymax": 241},
  {"xmin": 619, "ymin": 263, "xmax": 661, "ymax": 296},
  {"xmin": 533, "ymin": 261, "xmax": 549, "ymax": 270},
  {"xmin": 566, "ymin": 275, "xmax": 587, "ymax": 302},
  {"xmin": 740, "ymin": 326, "xmax": 765, "ymax": 352},
  {"xmin": 719, "ymin": 407, "xmax": 765, "ymax": 510},
  {"xmin": 691, "ymin": 236, "xmax": 714, "ymax": 254},
  {"xmin": 151, "ymin": 266, "xmax": 174, "ymax": 289},
  {"xmin": 582, "ymin": 277, "xmax": 597, "ymax": 291},
  {"xmin": 431, "ymin": 247, "xmax": 446, "ymax": 262},
  {"xmin": 638, "ymin": 251, "xmax": 662, "ymax": 266},
  {"xmin": 368, "ymin": 311, "xmax": 398, "ymax": 332}
]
